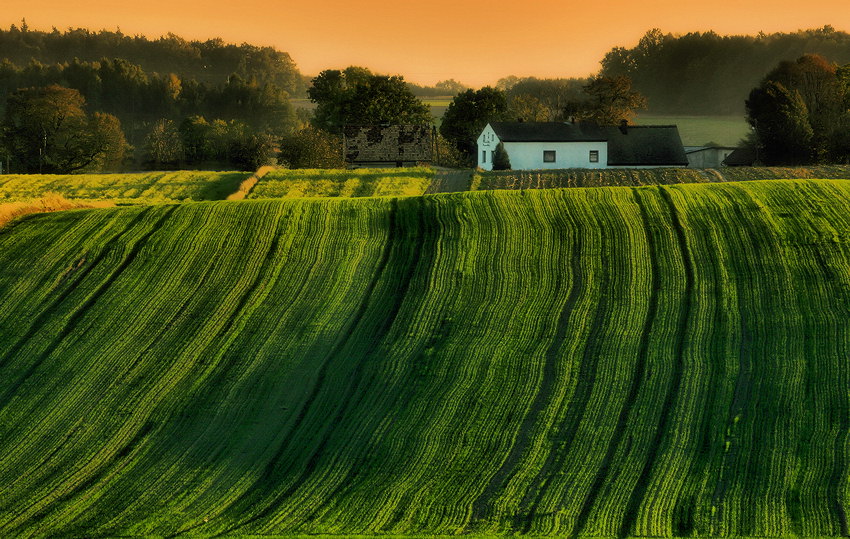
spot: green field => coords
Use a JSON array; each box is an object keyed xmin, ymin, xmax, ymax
[
  {"xmin": 0, "ymin": 171, "xmax": 252, "ymax": 203},
  {"xmin": 248, "ymin": 167, "xmax": 434, "ymax": 198},
  {"xmin": 635, "ymin": 115, "xmax": 750, "ymax": 147},
  {"xmin": 1, "ymin": 180, "xmax": 849, "ymax": 536},
  {"xmin": 473, "ymin": 165, "xmax": 850, "ymax": 191}
]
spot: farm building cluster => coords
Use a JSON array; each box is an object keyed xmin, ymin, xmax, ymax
[{"xmin": 342, "ymin": 122, "xmax": 752, "ymax": 170}]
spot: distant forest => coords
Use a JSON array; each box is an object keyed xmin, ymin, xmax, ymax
[
  {"xmin": 0, "ymin": 21, "xmax": 307, "ymax": 95},
  {"xmin": 600, "ymin": 26, "xmax": 850, "ymax": 114}
]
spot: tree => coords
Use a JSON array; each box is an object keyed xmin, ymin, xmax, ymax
[
  {"xmin": 228, "ymin": 132, "xmax": 278, "ymax": 170},
  {"xmin": 505, "ymin": 77, "xmax": 587, "ymax": 121},
  {"xmin": 439, "ymin": 87, "xmax": 508, "ymax": 161},
  {"xmin": 143, "ymin": 118, "xmax": 183, "ymax": 167},
  {"xmin": 762, "ymin": 54, "xmax": 845, "ymax": 160},
  {"xmin": 746, "ymin": 81, "xmax": 814, "ymax": 165},
  {"xmin": 1, "ymin": 85, "xmax": 127, "ymax": 173},
  {"xmin": 746, "ymin": 55, "xmax": 850, "ymax": 164},
  {"xmin": 308, "ymin": 67, "xmax": 431, "ymax": 134},
  {"xmin": 278, "ymin": 125, "xmax": 344, "ymax": 169},
  {"xmin": 565, "ymin": 75, "xmax": 647, "ymax": 125},
  {"xmin": 492, "ymin": 142, "xmax": 511, "ymax": 170}
]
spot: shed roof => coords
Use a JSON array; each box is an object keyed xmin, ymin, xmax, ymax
[
  {"xmin": 722, "ymin": 146, "xmax": 757, "ymax": 166},
  {"xmin": 489, "ymin": 122, "xmax": 688, "ymax": 166}
]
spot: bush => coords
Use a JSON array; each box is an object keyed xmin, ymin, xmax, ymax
[{"xmin": 492, "ymin": 143, "xmax": 511, "ymax": 170}]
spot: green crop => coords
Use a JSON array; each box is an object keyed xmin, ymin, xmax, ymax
[
  {"xmin": 0, "ymin": 171, "xmax": 252, "ymax": 203},
  {"xmin": 0, "ymin": 179, "xmax": 848, "ymax": 536},
  {"xmin": 248, "ymin": 167, "xmax": 434, "ymax": 198}
]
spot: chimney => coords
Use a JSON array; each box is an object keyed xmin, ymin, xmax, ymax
[{"xmin": 619, "ymin": 119, "xmax": 629, "ymax": 135}]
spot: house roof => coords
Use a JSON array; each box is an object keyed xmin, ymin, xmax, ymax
[
  {"xmin": 489, "ymin": 122, "xmax": 688, "ymax": 166},
  {"xmin": 489, "ymin": 122, "xmax": 607, "ymax": 142}
]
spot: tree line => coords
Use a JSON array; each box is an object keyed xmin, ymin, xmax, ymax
[
  {"xmin": 0, "ymin": 21, "xmax": 306, "ymax": 95},
  {"xmin": 600, "ymin": 26, "xmax": 850, "ymax": 114},
  {"xmin": 0, "ymin": 56, "xmax": 301, "ymax": 173}
]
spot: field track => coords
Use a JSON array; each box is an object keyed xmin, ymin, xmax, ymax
[{"xmin": 0, "ymin": 180, "xmax": 849, "ymax": 536}]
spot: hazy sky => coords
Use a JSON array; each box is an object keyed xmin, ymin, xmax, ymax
[{"xmin": 3, "ymin": 1, "xmax": 849, "ymax": 86}]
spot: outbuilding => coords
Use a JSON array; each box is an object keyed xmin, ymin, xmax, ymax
[
  {"xmin": 477, "ymin": 121, "xmax": 688, "ymax": 170},
  {"xmin": 684, "ymin": 145, "xmax": 737, "ymax": 168}
]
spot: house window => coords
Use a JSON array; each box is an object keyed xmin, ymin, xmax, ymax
[
  {"xmin": 589, "ymin": 150, "xmax": 599, "ymax": 163},
  {"xmin": 482, "ymin": 150, "xmax": 487, "ymax": 163},
  {"xmin": 543, "ymin": 150, "xmax": 556, "ymax": 162}
]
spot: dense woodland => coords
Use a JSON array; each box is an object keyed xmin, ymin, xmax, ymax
[
  {"xmin": 601, "ymin": 26, "xmax": 850, "ymax": 114},
  {"xmin": 0, "ymin": 22, "xmax": 306, "ymax": 94}
]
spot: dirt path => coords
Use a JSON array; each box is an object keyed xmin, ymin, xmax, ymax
[
  {"xmin": 226, "ymin": 166, "xmax": 275, "ymax": 200},
  {"xmin": 426, "ymin": 167, "xmax": 473, "ymax": 194}
]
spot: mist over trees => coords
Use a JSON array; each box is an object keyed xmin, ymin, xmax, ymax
[
  {"xmin": 0, "ymin": 22, "xmax": 306, "ymax": 95},
  {"xmin": 601, "ymin": 26, "xmax": 850, "ymax": 114},
  {"xmin": 0, "ymin": 22, "xmax": 305, "ymax": 172}
]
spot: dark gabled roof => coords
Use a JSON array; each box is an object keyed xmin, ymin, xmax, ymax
[
  {"xmin": 605, "ymin": 125, "xmax": 688, "ymax": 166},
  {"xmin": 489, "ymin": 122, "xmax": 607, "ymax": 142},
  {"xmin": 489, "ymin": 122, "xmax": 687, "ymax": 166},
  {"xmin": 722, "ymin": 146, "xmax": 757, "ymax": 166},
  {"xmin": 344, "ymin": 124, "xmax": 432, "ymax": 163}
]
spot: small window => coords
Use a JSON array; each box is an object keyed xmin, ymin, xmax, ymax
[
  {"xmin": 543, "ymin": 150, "xmax": 556, "ymax": 163},
  {"xmin": 589, "ymin": 150, "xmax": 599, "ymax": 163},
  {"xmin": 482, "ymin": 150, "xmax": 487, "ymax": 163}
]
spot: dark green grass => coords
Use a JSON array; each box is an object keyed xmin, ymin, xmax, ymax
[
  {"xmin": 634, "ymin": 115, "xmax": 749, "ymax": 146},
  {"xmin": 248, "ymin": 167, "xmax": 434, "ymax": 199},
  {"xmin": 0, "ymin": 180, "xmax": 848, "ymax": 536}
]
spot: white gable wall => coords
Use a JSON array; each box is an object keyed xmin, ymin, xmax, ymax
[
  {"xmin": 503, "ymin": 141, "xmax": 608, "ymax": 170},
  {"xmin": 477, "ymin": 124, "xmax": 499, "ymax": 170}
]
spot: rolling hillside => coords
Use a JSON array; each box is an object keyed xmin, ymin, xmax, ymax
[{"xmin": 0, "ymin": 180, "xmax": 849, "ymax": 536}]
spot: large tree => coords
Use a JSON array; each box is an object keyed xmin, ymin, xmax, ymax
[
  {"xmin": 439, "ymin": 87, "xmax": 508, "ymax": 160},
  {"xmin": 746, "ymin": 54, "xmax": 850, "ymax": 164},
  {"xmin": 564, "ymin": 75, "xmax": 647, "ymax": 125},
  {"xmin": 308, "ymin": 67, "xmax": 431, "ymax": 134},
  {"xmin": 1, "ymin": 84, "xmax": 127, "ymax": 173},
  {"xmin": 746, "ymin": 81, "xmax": 814, "ymax": 165}
]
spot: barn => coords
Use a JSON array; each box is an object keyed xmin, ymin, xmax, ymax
[
  {"xmin": 344, "ymin": 124, "xmax": 433, "ymax": 168},
  {"xmin": 477, "ymin": 121, "xmax": 688, "ymax": 170}
]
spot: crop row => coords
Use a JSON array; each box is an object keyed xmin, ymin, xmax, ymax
[
  {"xmin": 473, "ymin": 165, "xmax": 850, "ymax": 191},
  {"xmin": 247, "ymin": 167, "xmax": 434, "ymax": 199},
  {"xmin": 0, "ymin": 180, "xmax": 848, "ymax": 536}
]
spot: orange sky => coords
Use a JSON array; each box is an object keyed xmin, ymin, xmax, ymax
[{"xmin": 4, "ymin": 1, "xmax": 850, "ymax": 86}]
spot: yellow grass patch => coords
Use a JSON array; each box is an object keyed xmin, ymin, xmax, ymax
[{"xmin": 0, "ymin": 192, "xmax": 113, "ymax": 228}]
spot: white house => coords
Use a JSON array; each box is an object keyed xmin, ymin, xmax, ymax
[{"xmin": 477, "ymin": 121, "xmax": 688, "ymax": 170}]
